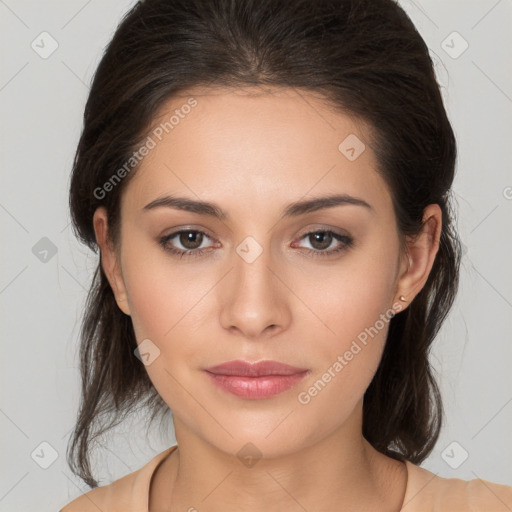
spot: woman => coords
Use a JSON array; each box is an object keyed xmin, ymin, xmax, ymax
[{"xmin": 60, "ymin": 0, "xmax": 512, "ymax": 510}]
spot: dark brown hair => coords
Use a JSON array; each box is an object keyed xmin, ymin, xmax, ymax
[{"xmin": 67, "ymin": 0, "xmax": 461, "ymax": 487}]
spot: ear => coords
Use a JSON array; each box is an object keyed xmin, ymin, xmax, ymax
[
  {"xmin": 394, "ymin": 203, "xmax": 442, "ymax": 311},
  {"xmin": 93, "ymin": 206, "xmax": 131, "ymax": 316}
]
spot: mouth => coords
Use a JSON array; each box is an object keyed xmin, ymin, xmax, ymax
[{"xmin": 203, "ymin": 360, "xmax": 310, "ymax": 399}]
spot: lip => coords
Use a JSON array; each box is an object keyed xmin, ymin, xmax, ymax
[
  {"xmin": 205, "ymin": 360, "xmax": 309, "ymax": 377},
  {"xmin": 204, "ymin": 360, "xmax": 310, "ymax": 399}
]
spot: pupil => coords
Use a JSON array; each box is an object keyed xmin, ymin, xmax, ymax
[
  {"xmin": 181, "ymin": 231, "xmax": 202, "ymax": 249},
  {"xmin": 312, "ymin": 232, "xmax": 331, "ymax": 250}
]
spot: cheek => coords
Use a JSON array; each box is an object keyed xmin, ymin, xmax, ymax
[
  {"xmin": 120, "ymin": 249, "xmax": 211, "ymax": 408},
  {"xmin": 297, "ymin": 238, "xmax": 397, "ymax": 345},
  {"xmin": 120, "ymin": 238, "xmax": 217, "ymax": 384},
  {"xmin": 294, "ymin": 293, "xmax": 393, "ymax": 434},
  {"xmin": 294, "ymin": 244, "xmax": 397, "ymax": 403},
  {"xmin": 120, "ymin": 232, "xmax": 200, "ymax": 338}
]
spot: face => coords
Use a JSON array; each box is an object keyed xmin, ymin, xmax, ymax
[{"xmin": 94, "ymin": 86, "xmax": 438, "ymax": 458}]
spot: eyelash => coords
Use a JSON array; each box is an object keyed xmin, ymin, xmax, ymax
[{"xmin": 159, "ymin": 229, "xmax": 354, "ymax": 259}]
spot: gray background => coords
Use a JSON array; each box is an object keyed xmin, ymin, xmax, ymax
[{"xmin": 1, "ymin": 0, "xmax": 511, "ymax": 510}]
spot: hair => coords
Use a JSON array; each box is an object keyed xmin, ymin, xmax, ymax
[{"xmin": 67, "ymin": 0, "xmax": 461, "ymax": 488}]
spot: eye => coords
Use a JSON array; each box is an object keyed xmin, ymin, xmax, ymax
[
  {"xmin": 159, "ymin": 229, "xmax": 217, "ymax": 258},
  {"xmin": 159, "ymin": 228, "xmax": 354, "ymax": 259},
  {"xmin": 292, "ymin": 229, "xmax": 354, "ymax": 257}
]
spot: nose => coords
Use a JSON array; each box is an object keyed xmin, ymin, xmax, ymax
[{"xmin": 218, "ymin": 241, "xmax": 291, "ymax": 340}]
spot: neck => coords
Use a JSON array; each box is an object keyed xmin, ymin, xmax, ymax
[{"xmin": 152, "ymin": 404, "xmax": 407, "ymax": 512}]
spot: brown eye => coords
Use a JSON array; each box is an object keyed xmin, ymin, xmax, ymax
[
  {"xmin": 159, "ymin": 229, "xmax": 215, "ymax": 258},
  {"xmin": 292, "ymin": 229, "xmax": 354, "ymax": 257},
  {"xmin": 179, "ymin": 230, "xmax": 204, "ymax": 249},
  {"xmin": 308, "ymin": 231, "xmax": 333, "ymax": 251}
]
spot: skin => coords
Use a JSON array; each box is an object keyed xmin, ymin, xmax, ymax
[{"xmin": 93, "ymin": 86, "xmax": 441, "ymax": 512}]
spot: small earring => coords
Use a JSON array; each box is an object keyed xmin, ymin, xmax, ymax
[{"xmin": 399, "ymin": 295, "xmax": 407, "ymax": 302}]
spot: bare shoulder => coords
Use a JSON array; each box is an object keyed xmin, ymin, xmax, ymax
[
  {"xmin": 60, "ymin": 485, "xmax": 111, "ymax": 512},
  {"xmin": 60, "ymin": 470, "xmax": 137, "ymax": 512},
  {"xmin": 464, "ymin": 476, "xmax": 512, "ymax": 510},
  {"xmin": 60, "ymin": 446, "xmax": 176, "ymax": 511},
  {"xmin": 403, "ymin": 460, "xmax": 512, "ymax": 512}
]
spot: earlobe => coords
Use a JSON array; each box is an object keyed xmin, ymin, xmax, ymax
[
  {"xmin": 92, "ymin": 207, "xmax": 131, "ymax": 316},
  {"xmin": 394, "ymin": 204, "xmax": 442, "ymax": 309}
]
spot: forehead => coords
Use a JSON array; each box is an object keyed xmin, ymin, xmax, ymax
[{"xmin": 122, "ymin": 86, "xmax": 393, "ymax": 221}]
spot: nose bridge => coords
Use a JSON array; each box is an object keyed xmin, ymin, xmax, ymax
[
  {"xmin": 219, "ymin": 234, "xmax": 289, "ymax": 337},
  {"xmin": 235, "ymin": 235, "xmax": 276, "ymax": 293}
]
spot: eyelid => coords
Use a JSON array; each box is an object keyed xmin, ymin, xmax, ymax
[
  {"xmin": 291, "ymin": 228, "xmax": 353, "ymax": 253},
  {"xmin": 294, "ymin": 223, "xmax": 352, "ymax": 238},
  {"xmin": 160, "ymin": 225, "xmax": 217, "ymax": 242},
  {"xmin": 161, "ymin": 228, "xmax": 218, "ymax": 248}
]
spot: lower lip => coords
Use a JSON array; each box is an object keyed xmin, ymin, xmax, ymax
[{"xmin": 204, "ymin": 371, "xmax": 309, "ymax": 399}]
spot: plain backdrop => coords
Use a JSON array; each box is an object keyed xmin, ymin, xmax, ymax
[{"xmin": 1, "ymin": 1, "xmax": 511, "ymax": 510}]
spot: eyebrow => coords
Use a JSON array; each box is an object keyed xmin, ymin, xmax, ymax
[{"xmin": 142, "ymin": 193, "xmax": 374, "ymax": 219}]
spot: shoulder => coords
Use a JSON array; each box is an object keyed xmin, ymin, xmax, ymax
[
  {"xmin": 59, "ymin": 445, "xmax": 177, "ymax": 512},
  {"xmin": 59, "ymin": 470, "xmax": 137, "ymax": 512},
  {"xmin": 402, "ymin": 460, "xmax": 512, "ymax": 512}
]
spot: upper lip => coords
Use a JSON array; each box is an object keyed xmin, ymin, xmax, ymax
[{"xmin": 204, "ymin": 360, "xmax": 309, "ymax": 377}]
